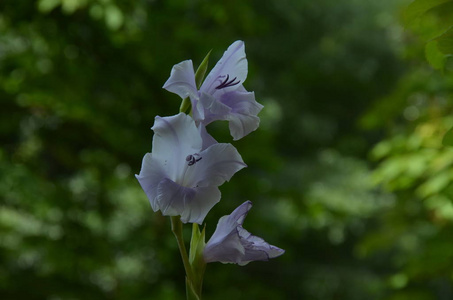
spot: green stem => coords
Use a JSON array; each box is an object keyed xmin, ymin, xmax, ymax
[
  {"xmin": 171, "ymin": 216, "xmax": 203, "ymax": 300},
  {"xmin": 179, "ymin": 97, "xmax": 191, "ymax": 114},
  {"xmin": 170, "ymin": 216, "xmax": 194, "ymax": 281}
]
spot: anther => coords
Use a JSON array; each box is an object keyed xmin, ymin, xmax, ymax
[
  {"xmin": 186, "ymin": 154, "xmax": 202, "ymax": 166},
  {"xmin": 215, "ymin": 74, "xmax": 241, "ymax": 89}
]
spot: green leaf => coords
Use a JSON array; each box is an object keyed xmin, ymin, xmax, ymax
[
  {"xmin": 37, "ymin": 0, "xmax": 61, "ymax": 13},
  {"xmin": 416, "ymin": 170, "xmax": 451, "ymax": 197},
  {"xmin": 403, "ymin": 0, "xmax": 452, "ymax": 27},
  {"xmin": 425, "ymin": 40, "xmax": 446, "ymax": 69},
  {"xmin": 442, "ymin": 126, "xmax": 453, "ymax": 146},
  {"xmin": 435, "ymin": 26, "xmax": 453, "ymax": 54},
  {"xmin": 194, "ymin": 50, "xmax": 212, "ymax": 89}
]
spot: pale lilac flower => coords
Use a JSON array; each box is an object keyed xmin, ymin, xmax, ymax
[
  {"xmin": 163, "ymin": 41, "xmax": 263, "ymax": 140},
  {"xmin": 203, "ymin": 201, "xmax": 285, "ymax": 265},
  {"xmin": 135, "ymin": 113, "xmax": 246, "ymax": 224}
]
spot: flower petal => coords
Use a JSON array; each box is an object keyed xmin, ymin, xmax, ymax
[
  {"xmin": 203, "ymin": 230, "xmax": 245, "ymax": 263},
  {"xmin": 200, "ymin": 41, "xmax": 247, "ymax": 95},
  {"xmin": 221, "ymin": 91, "xmax": 263, "ymax": 140},
  {"xmin": 199, "ymin": 91, "xmax": 263, "ymax": 140},
  {"xmin": 151, "ymin": 113, "xmax": 202, "ymax": 182},
  {"xmin": 205, "ymin": 201, "xmax": 252, "ymax": 246},
  {"xmin": 181, "ymin": 185, "xmax": 221, "ymax": 224},
  {"xmin": 204, "ymin": 201, "xmax": 285, "ymax": 265},
  {"xmin": 162, "ymin": 60, "xmax": 198, "ymax": 100},
  {"xmin": 197, "ymin": 123, "xmax": 217, "ymax": 150},
  {"xmin": 156, "ymin": 178, "xmax": 221, "ymax": 224},
  {"xmin": 229, "ymin": 200, "xmax": 252, "ymax": 225},
  {"xmin": 156, "ymin": 177, "xmax": 196, "ymax": 217},
  {"xmin": 199, "ymin": 92, "xmax": 231, "ymax": 124},
  {"xmin": 203, "ymin": 214, "xmax": 246, "ymax": 263},
  {"xmin": 183, "ymin": 143, "xmax": 246, "ymax": 188},
  {"xmin": 135, "ymin": 153, "xmax": 166, "ymax": 211},
  {"xmin": 237, "ymin": 227, "xmax": 285, "ymax": 266}
]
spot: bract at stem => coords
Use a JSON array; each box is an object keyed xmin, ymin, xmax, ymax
[
  {"xmin": 195, "ymin": 50, "xmax": 211, "ymax": 89},
  {"xmin": 189, "ymin": 223, "xmax": 206, "ymax": 297}
]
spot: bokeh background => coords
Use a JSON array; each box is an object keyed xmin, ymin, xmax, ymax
[{"xmin": 2, "ymin": 0, "xmax": 453, "ymax": 299}]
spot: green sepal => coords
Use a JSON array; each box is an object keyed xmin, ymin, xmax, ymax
[
  {"xmin": 442, "ymin": 127, "xmax": 453, "ymax": 146},
  {"xmin": 194, "ymin": 50, "xmax": 212, "ymax": 89}
]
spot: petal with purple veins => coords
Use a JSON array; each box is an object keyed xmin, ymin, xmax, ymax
[
  {"xmin": 200, "ymin": 41, "xmax": 248, "ymax": 96},
  {"xmin": 204, "ymin": 201, "xmax": 285, "ymax": 265}
]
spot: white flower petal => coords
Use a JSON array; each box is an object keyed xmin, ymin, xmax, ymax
[
  {"xmin": 162, "ymin": 60, "xmax": 198, "ymax": 100},
  {"xmin": 206, "ymin": 201, "xmax": 252, "ymax": 246},
  {"xmin": 156, "ymin": 178, "xmax": 195, "ymax": 217},
  {"xmin": 199, "ymin": 92, "xmax": 231, "ymax": 124},
  {"xmin": 183, "ymin": 143, "xmax": 246, "ymax": 188},
  {"xmin": 151, "ymin": 113, "xmax": 202, "ymax": 182},
  {"xmin": 180, "ymin": 185, "xmax": 221, "ymax": 224},
  {"xmin": 156, "ymin": 178, "xmax": 221, "ymax": 224},
  {"xmin": 135, "ymin": 153, "xmax": 166, "ymax": 211},
  {"xmin": 221, "ymin": 91, "xmax": 263, "ymax": 140},
  {"xmin": 197, "ymin": 123, "xmax": 217, "ymax": 150},
  {"xmin": 199, "ymin": 90, "xmax": 263, "ymax": 140},
  {"xmin": 203, "ymin": 231, "xmax": 245, "ymax": 263}
]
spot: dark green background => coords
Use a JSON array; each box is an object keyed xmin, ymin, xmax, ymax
[{"xmin": 2, "ymin": 0, "xmax": 453, "ymax": 299}]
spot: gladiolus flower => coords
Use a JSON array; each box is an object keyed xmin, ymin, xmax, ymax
[
  {"xmin": 136, "ymin": 113, "xmax": 246, "ymax": 224},
  {"xmin": 163, "ymin": 41, "xmax": 263, "ymax": 140}
]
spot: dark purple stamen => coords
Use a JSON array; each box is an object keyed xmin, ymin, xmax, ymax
[
  {"xmin": 186, "ymin": 154, "xmax": 202, "ymax": 166},
  {"xmin": 215, "ymin": 74, "xmax": 240, "ymax": 89}
]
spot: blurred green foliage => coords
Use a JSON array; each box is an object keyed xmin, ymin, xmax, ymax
[
  {"xmin": 2, "ymin": 0, "xmax": 453, "ymax": 299},
  {"xmin": 404, "ymin": 0, "xmax": 453, "ymax": 71}
]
